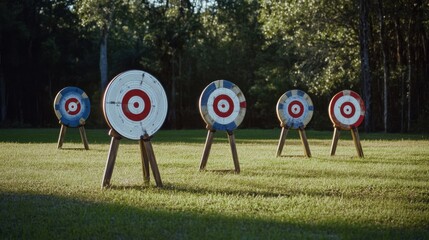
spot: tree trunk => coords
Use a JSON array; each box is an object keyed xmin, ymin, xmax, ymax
[
  {"xmin": 377, "ymin": 0, "xmax": 389, "ymax": 133},
  {"xmin": 100, "ymin": 30, "xmax": 108, "ymax": 92},
  {"xmin": 359, "ymin": 0, "xmax": 372, "ymax": 132}
]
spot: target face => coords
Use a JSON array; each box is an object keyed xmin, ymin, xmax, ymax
[
  {"xmin": 103, "ymin": 70, "xmax": 168, "ymax": 140},
  {"xmin": 276, "ymin": 90, "xmax": 314, "ymax": 129},
  {"xmin": 199, "ymin": 80, "xmax": 246, "ymax": 131},
  {"xmin": 329, "ymin": 90, "xmax": 365, "ymax": 129},
  {"xmin": 53, "ymin": 87, "xmax": 90, "ymax": 127}
]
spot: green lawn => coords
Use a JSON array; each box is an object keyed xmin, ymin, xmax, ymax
[{"xmin": 0, "ymin": 128, "xmax": 428, "ymax": 239}]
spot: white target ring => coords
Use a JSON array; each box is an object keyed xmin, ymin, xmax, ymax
[
  {"xmin": 329, "ymin": 90, "xmax": 365, "ymax": 130},
  {"xmin": 199, "ymin": 80, "xmax": 246, "ymax": 131},
  {"xmin": 103, "ymin": 70, "xmax": 168, "ymax": 140},
  {"xmin": 276, "ymin": 90, "xmax": 313, "ymax": 129}
]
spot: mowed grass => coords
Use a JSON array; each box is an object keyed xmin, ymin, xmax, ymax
[{"xmin": 0, "ymin": 128, "xmax": 428, "ymax": 239}]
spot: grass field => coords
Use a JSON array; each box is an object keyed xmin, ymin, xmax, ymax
[{"xmin": 1, "ymin": 128, "xmax": 428, "ymax": 239}]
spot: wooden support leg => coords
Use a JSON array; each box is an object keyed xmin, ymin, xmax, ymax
[
  {"xmin": 139, "ymin": 139, "xmax": 150, "ymax": 184},
  {"xmin": 298, "ymin": 127, "xmax": 311, "ymax": 157},
  {"xmin": 330, "ymin": 127, "xmax": 340, "ymax": 156},
  {"xmin": 142, "ymin": 137, "xmax": 163, "ymax": 187},
  {"xmin": 57, "ymin": 124, "xmax": 67, "ymax": 149},
  {"xmin": 227, "ymin": 131, "xmax": 240, "ymax": 174},
  {"xmin": 79, "ymin": 126, "xmax": 90, "ymax": 150},
  {"xmin": 351, "ymin": 127, "xmax": 364, "ymax": 158},
  {"xmin": 199, "ymin": 130, "xmax": 215, "ymax": 171},
  {"xmin": 101, "ymin": 132, "xmax": 121, "ymax": 188},
  {"xmin": 276, "ymin": 127, "xmax": 288, "ymax": 157}
]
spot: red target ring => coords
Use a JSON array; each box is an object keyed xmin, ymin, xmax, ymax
[
  {"xmin": 340, "ymin": 102, "xmax": 355, "ymax": 118},
  {"xmin": 65, "ymin": 98, "xmax": 81, "ymax": 115},
  {"xmin": 288, "ymin": 100, "xmax": 304, "ymax": 118},
  {"xmin": 121, "ymin": 89, "xmax": 151, "ymax": 121},
  {"xmin": 213, "ymin": 94, "xmax": 234, "ymax": 118}
]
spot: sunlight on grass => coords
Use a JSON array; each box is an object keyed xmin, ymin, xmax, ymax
[{"xmin": 0, "ymin": 129, "xmax": 428, "ymax": 238}]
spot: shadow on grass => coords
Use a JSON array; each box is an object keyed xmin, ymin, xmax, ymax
[{"xmin": 1, "ymin": 191, "xmax": 427, "ymax": 239}]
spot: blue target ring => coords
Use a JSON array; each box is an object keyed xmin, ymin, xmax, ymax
[
  {"xmin": 199, "ymin": 80, "xmax": 246, "ymax": 131},
  {"xmin": 276, "ymin": 89, "xmax": 313, "ymax": 129},
  {"xmin": 54, "ymin": 87, "xmax": 90, "ymax": 127}
]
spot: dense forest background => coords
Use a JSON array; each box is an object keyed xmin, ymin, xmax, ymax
[{"xmin": 0, "ymin": 0, "xmax": 428, "ymax": 132}]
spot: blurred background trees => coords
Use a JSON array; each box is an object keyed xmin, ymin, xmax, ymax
[{"xmin": 0, "ymin": 0, "xmax": 428, "ymax": 132}]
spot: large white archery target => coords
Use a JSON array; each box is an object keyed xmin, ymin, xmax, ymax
[
  {"xmin": 332, "ymin": 95, "xmax": 361, "ymax": 126},
  {"xmin": 103, "ymin": 70, "xmax": 168, "ymax": 140},
  {"xmin": 207, "ymin": 88, "xmax": 240, "ymax": 125}
]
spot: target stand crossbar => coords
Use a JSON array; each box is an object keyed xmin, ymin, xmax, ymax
[
  {"xmin": 330, "ymin": 126, "xmax": 364, "ymax": 158},
  {"xmin": 57, "ymin": 123, "xmax": 89, "ymax": 150},
  {"xmin": 199, "ymin": 126, "xmax": 240, "ymax": 173},
  {"xmin": 101, "ymin": 129, "xmax": 163, "ymax": 189},
  {"xmin": 276, "ymin": 124, "xmax": 311, "ymax": 157}
]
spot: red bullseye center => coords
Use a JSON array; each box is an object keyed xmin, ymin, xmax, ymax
[
  {"xmin": 122, "ymin": 89, "xmax": 151, "ymax": 121},
  {"xmin": 213, "ymin": 94, "xmax": 234, "ymax": 118},
  {"xmin": 288, "ymin": 100, "xmax": 304, "ymax": 118},
  {"xmin": 65, "ymin": 98, "xmax": 81, "ymax": 115},
  {"xmin": 340, "ymin": 102, "xmax": 355, "ymax": 118}
]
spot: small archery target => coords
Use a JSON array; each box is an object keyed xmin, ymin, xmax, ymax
[
  {"xmin": 199, "ymin": 80, "xmax": 246, "ymax": 131},
  {"xmin": 53, "ymin": 87, "xmax": 90, "ymax": 127},
  {"xmin": 276, "ymin": 90, "xmax": 314, "ymax": 129},
  {"xmin": 329, "ymin": 90, "xmax": 365, "ymax": 129},
  {"xmin": 103, "ymin": 70, "xmax": 168, "ymax": 140}
]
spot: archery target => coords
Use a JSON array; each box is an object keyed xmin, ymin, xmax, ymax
[
  {"xmin": 53, "ymin": 87, "xmax": 90, "ymax": 127},
  {"xmin": 276, "ymin": 90, "xmax": 314, "ymax": 129},
  {"xmin": 329, "ymin": 90, "xmax": 365, "ymax": 129},
  {"xmin": 199, "ymin": 80, "xmax": 246, "ymax": 131},
  {"xmin": 103, "ymin": 70, "xmax": 168, "ymax": 140}
]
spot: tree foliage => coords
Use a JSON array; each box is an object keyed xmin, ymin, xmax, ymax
[{"xmin": 1, "ymin": 0, "xmax": 428, "ymax": 132}]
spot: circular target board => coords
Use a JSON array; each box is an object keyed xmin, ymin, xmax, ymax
[
  {"xmin": 199, "ymin": 80, "xmax": 246, "ymax": 131},
  {"xmin": 103, "ymin": 70, "xmax": 168, "ymax": 140},
  {"xmin": 276, "ymin": 90, "xmax": 314, "ymax": 129},
  {"xmin": 54, "ymin": 87, "xmax": 90, "ymax": 127},
  {"xmin": 329, "ymin": 90, "xmax": 365, "ymax": 130}
]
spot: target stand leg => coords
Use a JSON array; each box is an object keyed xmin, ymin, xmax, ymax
[
  {"xmin": 351, "ymin": 127, "xmax": 364, "ymax": 158},
  {"xmin": 78, "ymin": 126, "xmax": 90, "ymax": 150},
  {"xmin": 139, "ymin": 139, "xmax": 150, "ymax": 185},
  {"xmin": 227, "ymin": 131, "xmax": 240, "ymax": 174},
  {"xmin": 298, "ymin": 127, "xmax": 311, "ymax": 157},
  {"xmin": 57, "ymin": 124, "xmax": 67, "ymax": 149},
  {"xmin": 141, "ymin": 136, "xmax": 163, "ymax": 187},
  {"xmin": 101, "ymin": 130, "xmax": 122, "ymax": 189},
  {"xmin": 330, "ymin": 127, "xmax": 341, "ymax": 156},
  {"xmin": 276, "ymin": 127, "xmax": 289, "ymax": 157},
  {"xmin": 199, "ymin": 130, "xmax": 215, "ymax": 171}
]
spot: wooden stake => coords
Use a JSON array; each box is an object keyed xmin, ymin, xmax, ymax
[
  {"xmin": 351, "ymin": 127, "xmax": 364, "ymax": 158},
  {"xmin": 298, "ymin": 127, "xmax": 311, "ymax": 157},
  {"xmin": 141, "ymin": 136, "xmax": 163, "ymax": 187},
  {"xmin": 101, "ymin": 130, "xmax": 121, "ymax": 188},
  {"xmin": 199, "ymin": 130, "xmax": 215, "ymax": 171},
  {"xmin": 227, "ymin": 131, "xmax": 240, "ymax": 173},
  {"xmin": 78, "ymin": 126, "xmax": 89, "ymax": 150},
  {"xmin": 330, "ymin": 126, "xmax": 340, "ymax": 156},
  {"xmin": 139, "ymin": 138, "xmax": 150, "ymax": 184},
  {"xmin": 276, "ymin": 127, "xmax": 288, "ymax": 157},
  {"xmin": 57, "ymin": 124, "xmax": 67, "ymax": 149}
]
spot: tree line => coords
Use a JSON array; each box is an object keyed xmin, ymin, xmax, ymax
[{"xmin": 0, "ymin": 0, "xmax": 428, "ymax": 132}]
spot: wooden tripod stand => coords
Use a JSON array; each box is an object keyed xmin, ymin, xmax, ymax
[
  {"xmin": 57, "ymin": 123, "xmax": 89, "ymax": 150},
  {"xmin": 101, "ymin": 129, "xmax": 163, "ymax": 189},
  {"xmin": 276, "ymin": 125, "xmax": 311, "ymax": 157},
  {"xmin": 330, "ymin": 126, "xmax": 364, "ymax": 158},
  {"xmin": 199, "ymin": 127, "xmax": 240, "ymax": 173}
]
